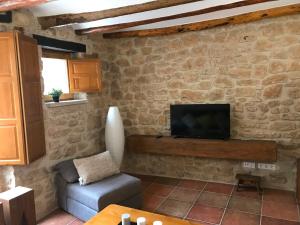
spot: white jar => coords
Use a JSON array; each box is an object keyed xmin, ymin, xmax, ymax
[
  {"xmin": 153, "ymin": 221, "xmax": 163, "ymax": 225},
  {"xmin": 121, "ymin": 214, "xmax": 130, "ymax": 225},
  {"xmin": 137, "ymin": 217, "xmax": 146, "ymax": 225}
]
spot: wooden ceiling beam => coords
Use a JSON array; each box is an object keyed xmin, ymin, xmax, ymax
[
  {"xmin": 76, "ymin": 0, "xmax": 276, "ymax": 35},
  {"xmin": 38, "ymin": 0, "xmax": 202, "ymax": 29},
  {"xmin": 103, "ymin": 4, "xmax": 300, "ymax": 39},
  {"xmin": 0, "ymin": 0, "xmax": 48, "ymax": 12}
]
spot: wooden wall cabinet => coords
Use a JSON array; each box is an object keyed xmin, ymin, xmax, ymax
[
  {"xmin": 0, "ymin": 32, "xmax": 46, "ymax": 165},
  {"xmin": 68, "ymin": 59, "xmax": 102, "ymax": 93}
]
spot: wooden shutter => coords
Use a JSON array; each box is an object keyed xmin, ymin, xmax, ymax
[
  {"xmin": 0, "ymin": 33, "xmax": 26, "ymax": 165},
  {"xmin": 67, "ymin": 59, "xmax": 101, "ymax": 93},
  {"xmin": 16, "ymin": 33, "xmax": 46, "ymax": 163}
]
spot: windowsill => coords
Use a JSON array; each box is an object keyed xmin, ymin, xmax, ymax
[{"xmin": 45, "ymin": 99, "xmax": 88, "ymax": 108}]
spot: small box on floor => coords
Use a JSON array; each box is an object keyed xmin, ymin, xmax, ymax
[{"xmin": 236, "ymin": 173, "xmax": 262, "ymax": 195}]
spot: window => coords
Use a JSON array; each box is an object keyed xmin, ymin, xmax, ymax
[
  {"xmin": 41, "ymin": 57, "xmax": 70, "ymax": 95},
  {"xmin": 41, "ymin": 49, "xmax": 101, "ymax": 102}
]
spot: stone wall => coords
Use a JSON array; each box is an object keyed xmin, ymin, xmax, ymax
[
  {"xmin": 99, "ymin": 14, "xmax": 300, "ymax": 191},
  {"xmin": 0, "ymin": 8, "xmax": 299, "ymax": 220},
  {"xmin": 0, "ymin": 10, "xmax": 111, "ymax": 219}
]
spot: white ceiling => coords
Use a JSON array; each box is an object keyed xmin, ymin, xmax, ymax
[
  {"xmin": 31, "ymin": 0, "xmax": 155, "ymax": 16},
  {"xmin": 116, "ymin": 0, "xmax": 300, "ymax": 32},
  {"xmin": 30, "ymin": 0, "xmax": 300, "ymax": 34},
  {"xmin": 73, "ymin": 0, "xmax": 244, "ymax": 30}
]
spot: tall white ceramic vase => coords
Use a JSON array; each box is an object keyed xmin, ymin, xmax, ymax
[{"xmin": 105, "ymin": 106, "xmax": 125, "ymax": 168}]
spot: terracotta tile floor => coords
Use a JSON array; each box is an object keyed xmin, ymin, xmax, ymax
[
  {"xmin": 39, "ymin": 174, "xmax": 300, "ymax": 225},
  {"xmin": 38, "ymin": 210, "xmax": 84, "ymax": 225}
]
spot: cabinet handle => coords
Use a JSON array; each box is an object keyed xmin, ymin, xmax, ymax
[{"xmin": 74, "ymin": 79, "xmax": 79, "ymax": 89}]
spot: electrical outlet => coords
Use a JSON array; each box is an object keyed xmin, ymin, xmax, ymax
[
  {"xmin": 258, "ymin": 163, "xmax": 277, "ymax": 171},
  {"xmin": 242, "ymin": 162, "xmax": 256, "ymax": 169}
]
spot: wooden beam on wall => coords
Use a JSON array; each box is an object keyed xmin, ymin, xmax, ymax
[
  {"xmin": 38, "ymin": 0, "xmax": 202, "ymax": 29},
  {"xmin": 0, "ymin": 0, "xmax": 47, "ymax": 12},
  {"xmin": 103, "ymin": 4, "xmax": 300, "ymax": 39},
  {"xmin": 76, "ymin": 0, "xmax": 276, "ymax": 35},
  {"xmin": 32, "ymin": 34, "xmax": 86, "ymax": 52}
]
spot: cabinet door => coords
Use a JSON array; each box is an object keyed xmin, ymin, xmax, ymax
[
  {"xmin": 68, "ymin": 59, "xmax": 101, "ymax": 93},
  {"xmin": 16, "ymin": 33, "xmax": 46, "ymax": 163},
  {"xmin": 0, "ymin": 33, "xmax": 26, "ymax": 165}
]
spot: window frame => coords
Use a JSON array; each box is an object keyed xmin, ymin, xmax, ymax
[{"xmin": 41, "ymin": 49, "xmax": 74, "ymax": 102}]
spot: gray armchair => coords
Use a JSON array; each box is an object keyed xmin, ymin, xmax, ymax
[{"xmin": 54, "ymin": 159, "xmax": 142, "ymax": 221}]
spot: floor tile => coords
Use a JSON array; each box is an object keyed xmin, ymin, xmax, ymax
[
  {"xmin": 38, "ymin": 177, "xmax": 300, "ymax": 225},
  {"xmin": 263, "ymin": 189, "xmax": 296, "ymax": 204},
  {"xmin": 205, "ymin": 182, "xmax": 234, "ymax": 195},
  {"xmin": 178, "ymin": 179, "xmax": 207, "ymax": 190},
  {"xmin": 145, "ymin": 183, "xmax": 174, "ymax": 197},
  {"xmin": 233, "ymin": 187, "xmax": 261, "ymax": 200},
  {"xmin": 261, "ymin": 216, "xmax": 300, "ymax": 225},
  {"xmin": 186, "ymin": 219, "xmax": 215, "ymax": 225},
  {"xmin": 143, "ymin": 193, "xmax": 165, "ymax": 212},
  {"xmin": 141, "ymin": 181, "xmax": 152, "ymax": 190},
  {"xmin": 228, "ymin": 196, "xmax": 261, "ymax": 215},
  {"xmin": 262, "ymin": 200, "xmax": 299, "ymax": 221},
  {"xmin": 38, "ymin": 209, "xmax": 76, "ymax": 225},
  {"xmin": 197, "ymin": 191, "xmax": 229, "ymax": 209},
  {"xmin": 156, "ymin": 199, "xmax": 192, "ymax": 218},
  {"xmin": 222, "ymin": 210, "xmax": 260, "ymax": 225},
  {"xmin": 154, "ymin": 177, "xmax": 180, "ymax": 186},
  {"xmin": 187, "ymin": 203, "xmax": 224, "ymax": 224},
  {"xmin": 169, "ymin": 187, "xmax": 200, "ymax": 203}
]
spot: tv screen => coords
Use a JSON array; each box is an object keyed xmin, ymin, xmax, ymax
[{"xmin": 170, "ymin": 104, "xmax": 230, "ymax": 139}]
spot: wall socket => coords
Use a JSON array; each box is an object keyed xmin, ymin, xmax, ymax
[
  {"xmin": 257, "ymin": 163, "xmax": 277, "ymax": 171},
  {"xmin": 242, "ymin": 162, "xmax": 256, "ymax": 169}
]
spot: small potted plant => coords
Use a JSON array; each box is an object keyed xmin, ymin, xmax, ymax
[{"xmin": 48, "ymin": 88, "xmax": 63, "ymax": 102}]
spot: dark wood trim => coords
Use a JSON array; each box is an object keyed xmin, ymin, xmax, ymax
[
  {"xmin": 38, "ymin": 0, "xmax": 202, "ymax": 29},
  {"xmin": 0, "ymin": 0, "xmax": 47, "ymax": 12},
  {"xmin": 33, "ymin": 34, "xmax": 86, "ymax": 52},
  {"xmin": 76, "ymin": 0, "xmax": 276, "ymax": 35},
  {"xmin": 42, "ymin": 48, "xmax": 72, "ymax": 59},
  {"xmin": 104, "ymin": 4, "xmax": 300, "ymax": 38},
  {"xmin": 0, "ymin": 11, "xmax": 12, "ymax": 23},
  {"xmin": 127, "ymin": 135, "xmax": 277, "ymax": 162},
  {"xmin": 0, "ymin": 202, "xmax": 4, "ymax": 225},
  {"xmin": 297, "ymin": 159, "xmax": 300, "ymax": 203}
]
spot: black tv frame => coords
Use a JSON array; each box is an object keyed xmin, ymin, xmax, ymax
[{"xmin": 170, "ymin": 104, "xmax": 230, "ymax": 140}]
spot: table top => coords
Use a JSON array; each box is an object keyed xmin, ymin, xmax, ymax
[
  {"xmin": 0, "ymin": 186, "xmax": 32, "ymax": 200},
  {"xmin": 84, "ymin": 204, "xmax": 203, "ymax": 225}
]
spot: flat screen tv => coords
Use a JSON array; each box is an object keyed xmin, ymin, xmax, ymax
[{"xmin": 170, "ymin": 104, "xmax": 230, "ymax": 139}]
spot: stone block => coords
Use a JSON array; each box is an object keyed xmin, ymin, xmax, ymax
[
  {"xmin": 288, "ymin": 88, "xmax": 300, "ymax": 98},
  {"xmin": 269, "ymin": 60, "xmax": 287, "ymax": 74},
  {"xmin": 271, "ymin": 121, "xmax": 297, "ymax": 131},
  {"xmin": 215, "ymin": 77, "xmax": 233, "ymax": 88},
  {"xmin": 235, "ymin": 87, "xmax": 256, "ymax": 97},
  {"xmin": 263, "ymin": 85, "xmax": 283, "ymax": 99},
  {"xmin": 262, "ymin": 75, "xmax": 287, "ymax": 85},
  {"xmin": 181, "ymin": 90, "xmax": 205, "ymax": 101}
]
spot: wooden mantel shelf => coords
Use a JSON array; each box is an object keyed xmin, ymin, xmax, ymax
[{"xmin": 126, "ymin": 135, "xmax": 277, "ymax": 162}]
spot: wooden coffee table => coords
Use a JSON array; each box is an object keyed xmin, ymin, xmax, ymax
[{"xmin": 84, "ymin": 204, "xmax": 202, "ymax": 225}]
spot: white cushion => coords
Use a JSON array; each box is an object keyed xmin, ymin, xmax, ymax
[{"xmin": 73, "ymin": 151, "xmax": 120, "ymax": 185}]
